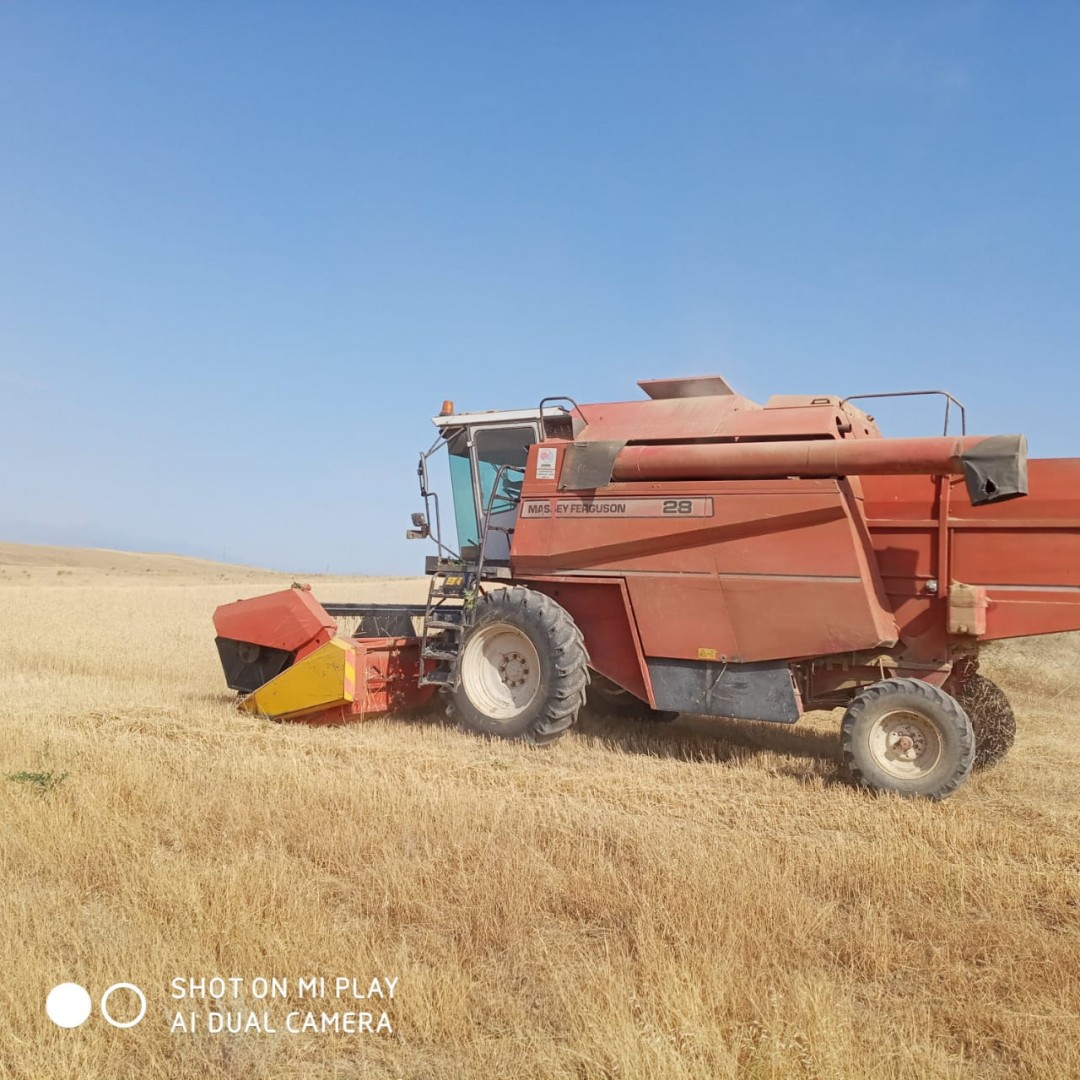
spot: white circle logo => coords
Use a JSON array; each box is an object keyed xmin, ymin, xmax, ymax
[
  {"xmin": 46, "ymin": 983, "xmax": 92, "ymax": 1028},
  {"xmin": 100, "ymin": 983, "xmax": 147, "ymax": 1029}
]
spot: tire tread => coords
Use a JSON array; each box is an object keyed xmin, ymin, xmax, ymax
[
  {"xmin": 841, "ymin": 677, "xmax": 974, "ymax": 800},
  {"xmin": 449, "ymin": 587, "xmax": 590, "ymax": 747}
]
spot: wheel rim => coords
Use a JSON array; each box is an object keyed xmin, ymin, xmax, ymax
[
  {"xmin": 867, "ymin": 709, "xmax": 944, "ymax": 779},
  {"xmin": 461, "ymin": 621, "xmax": 541, "ymax": 721}
]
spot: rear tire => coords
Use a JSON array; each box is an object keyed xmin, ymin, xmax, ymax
[
  {"xmin": 955, "ymin": 674, "xmax": 1016, "ymax": 769},
  {"xmin": 841, "ymin": 678, "xmax": 974, "ymax": 800},
  {"xmin": 449, "ymin": 587, "xmax": 589, "ymax": 746}
]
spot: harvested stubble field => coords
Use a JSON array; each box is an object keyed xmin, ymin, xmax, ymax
[{"xmin": 1, "ymin": 541, "xmax": 1079, "ymax": 1080}]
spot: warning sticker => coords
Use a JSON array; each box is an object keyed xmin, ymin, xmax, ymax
[
  {"xmin": 535, "ymin": 447, "xmax": 558, "ymax": 480},
  {"xmin": 521, "ymin": 497, "xmax": 714, "ymax": 519}
]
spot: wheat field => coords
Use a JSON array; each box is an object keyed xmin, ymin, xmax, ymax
[{"xmin": 1, "ymin": 541, "xmax": 1079, "ymax": 1079}]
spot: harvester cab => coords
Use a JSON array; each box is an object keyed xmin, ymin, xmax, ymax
[
  {"xmin": 214, "ymin": 374, "xmax": 1080, "ymax": 800},
  {"xmin": 412, "ymin": 402, "xmax": 573, "ymax": 565},
  {"xmin": 402, "ymin": 402, "xmax": 575, "ymax": 696}
]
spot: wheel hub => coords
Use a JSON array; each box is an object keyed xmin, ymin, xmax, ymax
[
  {"xmin": 889, "ymin": 728, "xmax": 925, "ymax": 759},
  {"xmin": 498, "ymin": 651, "xmax": 530, "ymax": 690},
  {"xmin": 461, "ymin": 621, "xmax": 542, "ymax": 722},
  {"xmin": 867, "ymin": 709, "xmax": 943, "ymax": 778}
]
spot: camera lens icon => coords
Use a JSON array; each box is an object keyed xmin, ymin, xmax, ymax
[{"xmin": 46, "ymin": 982, "xmax": 146, "ymax": 1029}]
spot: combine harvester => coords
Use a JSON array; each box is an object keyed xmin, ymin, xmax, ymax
[{"xmin": 214, "ymin": 376, "xmax": 1080, "ymax": 799}]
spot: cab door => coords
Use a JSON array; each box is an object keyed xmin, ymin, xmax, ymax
[{"xmin": 471, "ymin": 423, "xmax": 538, "ymax": 563}]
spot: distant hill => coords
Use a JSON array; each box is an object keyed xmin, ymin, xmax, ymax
[
  {"xmin": 0, "ymin": 541, "xmax": 425, "ymax": 594},
  {"xmin": 0, "ymin": 540, "xmax": 280, "ymax": 578}
]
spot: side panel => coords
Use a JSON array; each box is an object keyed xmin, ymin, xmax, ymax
[
  {"xmin": 344, "ymin": 638, "xmax": 436, "ymax": 722},
  {"xmin": 240, "ymin": 638, "xmax": 356, "ymax": 721},
  {"xmin": 860, "ymin": 475, "xmax": 947, "ymax": 662},
  {"xmin": 239, "ymin": 637, "xmax": 435, "ymax": 725},
  {"xmin": 648, "ymin": 658, "xmax": 800, "ymax": 722},
  {"xmin": 521, "ymin": 576, "xmax": 803, "ymax": 721},
  {"xmin": 863, "ymin": 457, "xmax": 1080, "ymax": 652},
  {"xmin": 513, "ymin": 443, "xmax": 897, "ymax": 664},
  {"xmin": 213, "ymin": 587, "xmax": 336, "ymax": 658},
  {"xmin": 521, "ymin": 576, "xmax": 654, "ymax": 704}
]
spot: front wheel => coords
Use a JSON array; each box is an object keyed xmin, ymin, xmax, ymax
[
  {"xmin": 841, "ymin": 678, "xmax": 974, "ymax": 800},
  {"xmin": 449, "ymin": 587, "xmax": 589, "ymax": 746}
]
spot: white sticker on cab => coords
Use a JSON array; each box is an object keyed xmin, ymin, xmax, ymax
[{"xmin": 535, "ymin": 447, "xmax": 557, "ymax": 480}]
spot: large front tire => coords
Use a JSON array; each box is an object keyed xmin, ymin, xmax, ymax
[
  {"xmin": 841, "ymin": 678, "xmax": 975, "ymax": 800},
  {"xmin": 449, "ymin": 588, "xmax": 589, "ymax": 746}
]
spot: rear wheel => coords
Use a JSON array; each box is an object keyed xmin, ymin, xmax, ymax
[
  {"xmin": 841, "ymin": 678, "xmax": 974, "ymax": 800},
  {"xmin": 955, "ymin": 674, "xmax": 1016, "ymax": 769},
  {"xmin": 449, "ymin": 587, "xmax": 589, "ymax": 746}
]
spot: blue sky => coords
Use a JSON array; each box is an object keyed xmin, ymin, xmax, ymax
[{"xmin": 1, "ymin": 1, "xmax": 1077, "ymax": 573}]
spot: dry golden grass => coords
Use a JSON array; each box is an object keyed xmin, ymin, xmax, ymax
[{"xmin": 2, "ymin": 543, "xmax": 1080, "ymax": 1079}]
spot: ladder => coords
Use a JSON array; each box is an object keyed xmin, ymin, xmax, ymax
[{"xmin": 417, "ymin": 561, "xmax": 478, "ymax": 689}]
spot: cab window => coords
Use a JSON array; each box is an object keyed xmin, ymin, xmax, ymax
[{"xmin": 473, "ymin": 426, "xmax": 534, "ymax": 514}]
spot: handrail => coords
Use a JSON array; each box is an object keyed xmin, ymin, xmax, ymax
[
  {"xmin": 538, "ymin": 396, "xmax": 583, "ymax": 440},
  {"xmin": 840, "ymin": 390, "xmax": 967, "ymax": 436}
]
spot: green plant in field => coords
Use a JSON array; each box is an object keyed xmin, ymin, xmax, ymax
[{"xmin": 6, "ymin": 770, "xmax": 69, "ymax": 795}]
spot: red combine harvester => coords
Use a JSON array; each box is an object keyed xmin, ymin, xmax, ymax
[{"xmin": 214, "ymin": 376, "xmax": 1079, "ymax": 799}]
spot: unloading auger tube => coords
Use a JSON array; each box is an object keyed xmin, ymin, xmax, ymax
[{"xmin": 609, "ymin": 434, "xmax": 1028, "ymax": 506}]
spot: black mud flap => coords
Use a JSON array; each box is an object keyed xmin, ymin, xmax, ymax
[{"xmin": 647, "ymin": 658, "xmax": 800, "ymax": 723}]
